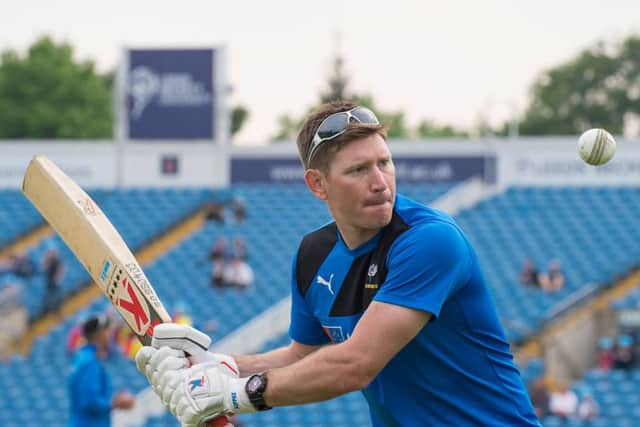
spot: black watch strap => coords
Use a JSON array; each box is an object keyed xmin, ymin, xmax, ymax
[{"xmin": 245, "ymin": 373, "xmax": 272, "ymax": 411}]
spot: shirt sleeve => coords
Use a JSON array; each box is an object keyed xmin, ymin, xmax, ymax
[
  {"xmin": 75, "ymin": 359, "xmax": 112, "ymax": 415},
  {"xmin": 374, "ymin": 220, "xmax": 471, "ymax": 318},
  {"xmin": 288, "ymin": 250, "xmax": 330, "ymax": 345}
]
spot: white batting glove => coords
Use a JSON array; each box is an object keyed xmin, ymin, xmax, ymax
[
  {"xmin": 167, "ymin": 362, "xmax": 255, "ymax": 426},
  {"xmin": 151, "ymin": 323, "xmax": 239, "ymax": 376},
  {"xmin": 135, "ymin": 346, "xmax": 189, "ymax": 401}
]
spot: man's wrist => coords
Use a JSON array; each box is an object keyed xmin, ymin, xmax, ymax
[{"xmin": 244, "ymin": 372, "xmax": 272, "ymax": 411}]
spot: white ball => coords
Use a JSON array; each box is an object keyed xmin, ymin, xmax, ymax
[{"xmin": 577, "ymin": 128, "xmax": 616, "ymax": 166}]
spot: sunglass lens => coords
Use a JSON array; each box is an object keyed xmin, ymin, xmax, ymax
[
  {"xmin": 352, "ymin": 107, "xmax": 379, "ymax": 124},
  {"xmin": 316, "ymin": 113, "xmax": 350, "ymax": 140}
]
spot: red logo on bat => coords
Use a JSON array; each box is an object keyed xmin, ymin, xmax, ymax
[
  {"xmin": 146, "ymin": 318, "xmax": 161, "ymax": 338},
  {"xmin": 117, "ymin": 277, "xmax": 150, "ymax": 333}
]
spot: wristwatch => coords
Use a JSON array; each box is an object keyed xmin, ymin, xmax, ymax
[{"xmin": 245, "ymin": 373, "xmax": 272, "ymax": 411}]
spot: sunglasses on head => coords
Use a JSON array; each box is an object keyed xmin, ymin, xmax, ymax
[{"xmin": 307, "ymin": 106, "xmax": 380, "ymax": 165}]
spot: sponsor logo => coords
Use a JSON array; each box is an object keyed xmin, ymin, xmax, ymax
[
  {"xmin": 231, "ymin": 392, "xmax": 240, "ymax": 409},
  {"xmin": 77, "ymin": 198, "xmax": 97, "ymax": 216},
  {"xmin": 316, "ymin": 273, "xmax": 335, "ymax": 295},
  {"xmin": 365, "ymin": 263, "xmax": 379, "ymax": 289},
  {"xmin": 128, "ymin": 66, "xmax": 212, "ymax": 119},
  {"xmin": 189, "ymin": 375, "xmax": 206, "ymax": 394},
  {"xmin": 322, "ymin": 325, "xmax": 347, "ymax": 343},
  {"xmin": 115, "ymin": 277, "xmax": 150, "ymax": 334},
  {"xmin": 125, "ymin": 263, "xmax": 160, "ymax": 305},
  {"xmin": 367, "ymin": 264, "xmax": 378, "ymax": 277},
  {"xmin": 100, "ymin": 260, "xmax": 111, "ymax": 282}
]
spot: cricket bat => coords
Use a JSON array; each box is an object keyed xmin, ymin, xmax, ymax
[{"xmin": 22, "ymin": 155, "xmax": 232, "ymax": 427}]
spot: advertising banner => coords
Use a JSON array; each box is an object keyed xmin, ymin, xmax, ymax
[
  {"xmin": 126, "ymin": 49, "xmax": 215, "ymax": 140},
  {"xmin": 231, "ymin": 156, "xmax": 495, "ymax": 184}
]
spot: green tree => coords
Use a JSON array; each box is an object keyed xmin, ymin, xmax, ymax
[
  {"xmin": 0, "ymin": 36, "xmax": 113, "ymax": 138},
  {"xmin": 230, "ymin": 105, "xmax": 249, "ymax": 137},
  {"xmin": 271, "ymin": 54, "xmax": 414, "ymax": 141},
  {"xmin": 415, "ymin": 119, "xmax": 468, "ymax": 138},
  {"xmin": 319, "ymin": 55, "xmax": 350, "ymax": 103},
  {"xmin": 519, "ymin": 35, "xmax": 640, "ymax": 135}
]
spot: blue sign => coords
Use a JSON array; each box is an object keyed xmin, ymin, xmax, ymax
[
  {"xmin": 231, "ymin": 156, "xmax": 496, "ymax": 184},
  {"xmin": 127, "ymin": 49, "xmax": 215, "ymax": 139}
]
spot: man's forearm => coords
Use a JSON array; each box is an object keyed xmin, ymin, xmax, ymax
[
  {"xmin": 234, "ymin": 344, "xmax": 314, "ymax": 377},
  {"xmin": 263, "ymin": 341, "xmax": 371, "ymax": 407}
]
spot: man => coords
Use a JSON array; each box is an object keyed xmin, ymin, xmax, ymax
[
  {"xmin": 68, "ymin": 314, "xmax": 135, "ymax": 427},
  {"xmin": 136, "ymin": 101, "xmax": 540, "ymax": 426},
  {"xmin": 41, "ymin": 246, "xmax": 64, "ymax": 315}
]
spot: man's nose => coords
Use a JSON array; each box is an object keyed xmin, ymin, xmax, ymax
[{"xmin": 370, "ymin": 166, "xmax": 388, "ymax": 192}]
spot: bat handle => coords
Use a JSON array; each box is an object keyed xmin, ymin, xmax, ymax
[{"xmin": 209, "ymin": 416, "xmax": 234, "ymax": 427}]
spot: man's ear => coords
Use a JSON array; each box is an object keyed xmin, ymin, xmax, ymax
[{"xmin": 304, "ymin": 168, "xmax": 328, "ymax": 201}]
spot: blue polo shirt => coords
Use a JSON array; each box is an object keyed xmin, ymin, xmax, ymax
[
  {"xmin": 289, "ymin": 194, "xmax": 539, "ymax": 426},
  {"xmin": 68, "ymin": 344, "xmax": 113, "ymax": 427}
]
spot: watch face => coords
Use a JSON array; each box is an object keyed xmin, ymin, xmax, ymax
[{"xmin": 247, "ymin": 376, "xmax": 263, "ymax": 393}]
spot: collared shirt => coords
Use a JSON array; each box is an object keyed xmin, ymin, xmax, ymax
[
  {"xmin": 68, "ymin": 343, "xmax": 113, "ymax": 427},
  {"xmin": 290, "ymin": 194, "xmax": 540, "ymax": 426}
]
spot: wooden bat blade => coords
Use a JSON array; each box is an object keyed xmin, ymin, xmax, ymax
[
  {"xmin": 22, "ymin": 155, "xmax": 233, "ymax": 427},
  {"xmin": 22, "ymin": 155, "xmax": 170, "ymax": 345}
]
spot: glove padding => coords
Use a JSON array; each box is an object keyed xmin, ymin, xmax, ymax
[
  {"xmin": 151, "ymin": 324, "xmax": 239, "ymax": 375},
  {"xmin": 137, "ymin": 347, "xmax": 255, "ymax": 426},
  {"xmin": 135, "ymin": 323, "xmax": 250, "ymax": 426},
  {"xmin": 136, "ymin": 346, "xmax": 188, "ymax": 401},
  {"xmin": 170, "ymin": 361, "xmax": 255, "ymax": 426}
]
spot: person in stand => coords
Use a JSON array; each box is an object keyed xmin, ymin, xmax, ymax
[
  {"xmin": 67, "ymin": 315, "xmax": 135, "ymax": 427},
  {"xmin": 41, "ymin": 247, "xmax": 65, "ymax": 316}
]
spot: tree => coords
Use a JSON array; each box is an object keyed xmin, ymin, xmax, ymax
[
  {"xmin": 0, "ymin": 36, "xmax": 113, "ymax": 138},
  {"xmin": 271, "ymin": 54, "xmax": 414, "ymax": 141},
  {"xmin": 519, "ymin": 35, "xmax": 640, "ymax": 135},
  {"xmin": 319, "ymin": 55, "xmax": 350, "ymax": 103},
  {"xmin": 230, "ymin": 105, "xmax": 249, "ymax": 137},
  {"xmin": 415, "ymin": 119, "xmax": 468, "ymax": 138}
]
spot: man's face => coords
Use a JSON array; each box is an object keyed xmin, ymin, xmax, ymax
[
  {"xmin": 97, "ymin": 326, "xmax": 112, "ymax": 352},
  {"xmin": 320, "ymin": 133, "xmax": 396, "ymax": 235}
]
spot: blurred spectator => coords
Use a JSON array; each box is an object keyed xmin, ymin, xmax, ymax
[
  {"xmin": 209, "ymin": 237, "xmax": 228, "ymax": 288},
  {"xmin": 41, "ymin": 247, "xmax": 65, "ymax": 316},
  {"xmin": 549, "ymin": 382, "xmax": 578, "ymax": 420},
  {"xmin": 577, "ymin": 392, "xmax": 599, "ymax": 422},
  {"xmin": 596, "ymin": 337, "xmax": 615, "ymax": 370},
  {"xmin": 546, "ymin": 259, "xmax": 565, "ymax": 292},
  {"xmin": 68, "ymin": 314, "xmax": 135, "ymax": 426},
  {"xmin": 204, "ymin": 201, "xmax": 225, "ymax": 224},
  {"xmin": 66, "ymin": 323, "xmax": 85, "ymax": 354},
  {"xmin": 209, "ymin": 237, "xmax": 228, "ymax": 262},
  {"xmin": 232, "ymin": 237, "xmax": 248, "ymax": 260},
  {"xmin": 528, "ymin": 377, "xmax": 550, "ymax": 419},
  {"xmin": 222, "ymin": 256, "xmax": 254, "ymax": 290},
  {"xmin": 520, "ymin": 259, "xmax": 540, "ymax": 287},
  {"xmin": 232, "ymin": 196, "xmax": 247, "ymax": 223},
  {"xmin": 0, "ymin": 251, "xmax": 35, "ymax": 278},
  {"xmin": 211, "ymin": 262, "xmax": 225, "ymax": 288},
  {"xmin": 613, "ymin": 334, "xmax": 636, "ymax": 371}
]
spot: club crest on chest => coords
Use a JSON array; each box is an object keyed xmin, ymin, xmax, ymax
[{"xmin": 365, "ymin": 263, "xmax": 379, "ymax": 290}]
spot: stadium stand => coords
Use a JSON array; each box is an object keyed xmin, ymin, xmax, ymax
[
  {"xmin": 456, "ymin": 186, "xmax": 640, "ymax": 342},
  {"xmin": 3, "ymin": 184, "xmax": 640, "ymax": 426},
  {"xmin": 5, "ymin": 188, "xmax": 212, "ymax": 320},
  {"xmin": 0, "ymin": 184, "xmax": 452, "ymax": 427},
  {"xmin": 0, "ymin": 189, "xmax": 46, "ymax": 247}
]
